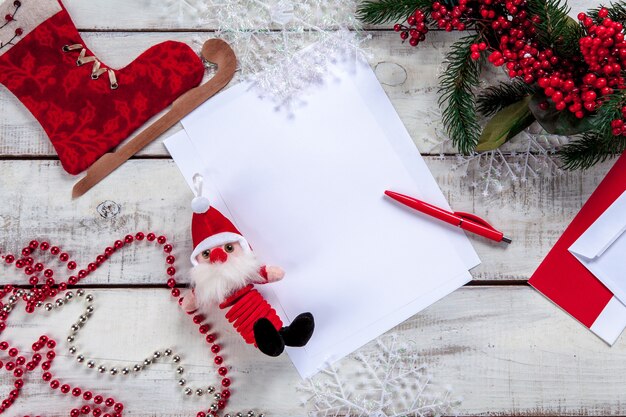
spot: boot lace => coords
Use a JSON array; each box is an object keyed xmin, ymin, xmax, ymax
[{"xmin": 62, "ymin": 44, "xmax": 118, "ymax": 90}]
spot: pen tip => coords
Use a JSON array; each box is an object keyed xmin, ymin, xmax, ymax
[{"xmin": 502, "ymin": 236, "xmax": 512, "ymax": 244}]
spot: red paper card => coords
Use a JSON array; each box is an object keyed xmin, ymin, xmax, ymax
[{"xmin": 529, "ymin": 152, "xmax": 626, "ymax": 344}]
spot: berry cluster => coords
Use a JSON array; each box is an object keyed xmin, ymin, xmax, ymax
[
  {"xmin": 431, "ymin": 0, "xmax": 468, "ymax": 32},
  {"xmin": 394, "ymin": 10, "xmax": 428, "ymax": 47},
  {"xmin": 577, "ymin": 8, "xmax": 626, "ymax": 133},
  {"xmin": 395, "ymin": 1, "xmax": 626, "ymax": 124}
]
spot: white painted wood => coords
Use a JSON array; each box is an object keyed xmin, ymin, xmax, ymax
[
  {"xmin": 0, "ymin": 159, "xmax": 613, "ymax": 285},
  {"xmin": 61, "ymin": 0, "xmax": 595, "ymax": 30},
  {"xmin": 3, "ymin": 287, "xmax": 626, "ymax": 416}
]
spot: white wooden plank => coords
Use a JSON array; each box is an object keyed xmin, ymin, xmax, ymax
[
  {"xmin": 61, "ymin": 0, "xmax": 597, "ymax": 30},
  {"xmin": 2, "ymin": 286, "xmax": 626, "ymax": 416},
  {"xmin": 0, "ymin": 159, "xmax": 613, "ymax": 285}
]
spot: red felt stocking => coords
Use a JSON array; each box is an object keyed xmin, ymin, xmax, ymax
[{"xmin": 0, "ymin": 0, "xmax": 205, "ymax": 174}]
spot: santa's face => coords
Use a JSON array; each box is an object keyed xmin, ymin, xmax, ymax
[{"xmin": 195, "ymin": 241, "xmax": 245, "ymax": 265}]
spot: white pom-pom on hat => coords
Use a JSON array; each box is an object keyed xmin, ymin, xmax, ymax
[
  {"xmin": 192, "ymin": 196, "xmax": 211, "ymax": 214},
  {"xmin": 191, "ymin": 173, "xmax": 210, "ymax": 214}
]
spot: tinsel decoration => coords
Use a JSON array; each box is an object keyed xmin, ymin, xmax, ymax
[{"xmin": 299, "ymin": 334, "xmax": 460, "ymax": 417}]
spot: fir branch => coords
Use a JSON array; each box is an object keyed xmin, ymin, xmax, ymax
[
  {"xmin": 438, "ymin": 34, "xmax": 483, "ymax": 154},
  {"xmin": 560, "ymin": 132, "xmax": 626, "ymax": 169},
  {"xmin": 588, "ymin": 1, "xmax": 626, "ymax": 23},
  {"xmin": 527, "ymin": 0, "xmax": 581, "ymax": 57},
  {"xmin": 357, "ymin": 0, "xmax": 432, "ymax": 25},
  {"xmin": 560, "ymin": 91, "xmax": 626, "ymax": 169},
  {"xmin": 477, "ymin": 80, "xmax": 537, "ymax": 117}
]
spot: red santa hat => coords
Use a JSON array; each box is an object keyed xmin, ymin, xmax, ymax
[{"xmin": 190, "ymin": 175, "xmax": 250, "ymax": 266}]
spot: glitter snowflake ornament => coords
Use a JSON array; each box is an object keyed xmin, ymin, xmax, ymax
[{"xmin": 300, "ymin": 335, "xmax": 460, "ymax": 417}]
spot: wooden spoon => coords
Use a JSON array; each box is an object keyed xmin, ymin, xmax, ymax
[{"xmin": 72, "ymin": 39, "xmax": 237, "ymax": 199}]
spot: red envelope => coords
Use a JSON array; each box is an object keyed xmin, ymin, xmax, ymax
[{"xmin": 530, "ymin": 152, "xmax": 626, "ymax": 344}]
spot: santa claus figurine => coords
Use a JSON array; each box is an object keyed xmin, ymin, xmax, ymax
[{"xmin": 180, "ymin": 178, "xmax": 314, "ymax": 357}]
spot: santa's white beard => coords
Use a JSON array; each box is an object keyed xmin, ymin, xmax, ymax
[{"xmin": 190, "ymin": 250, "xmax": 262, "ymax": 310}]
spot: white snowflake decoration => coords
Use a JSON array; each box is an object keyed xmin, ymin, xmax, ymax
[
  {"xmin": 148, "ymin": 0, "xmax": 364, "ymax": 108},
  {"xmin": 420, "ymin": 107, "xmax": 568, "ymax": 197},
  {"xmin": 300, "ymin": 335, "xmax": 460, "ymax": 417}
]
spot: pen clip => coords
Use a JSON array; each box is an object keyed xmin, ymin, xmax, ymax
[{"xmin": 454, "ymin": 211, "xmax": 498, "ymax": 231}]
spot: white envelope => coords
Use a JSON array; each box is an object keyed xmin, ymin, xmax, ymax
[{"xmin": 570, "ymin": 191, "xmax": 626, "ymax": 306}]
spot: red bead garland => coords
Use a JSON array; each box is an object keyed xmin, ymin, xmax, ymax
[{"xmin": 0, "ymin": 233, "xmax": 233, "ymax": 417}]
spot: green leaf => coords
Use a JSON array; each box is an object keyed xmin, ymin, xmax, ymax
[
  {"xmin": 528, "ymin": 92, "xmax": 595, "ymax": 135},
  {"xmin": 476, "ymin": 96, "xmax": 535, "ymax": 152}
]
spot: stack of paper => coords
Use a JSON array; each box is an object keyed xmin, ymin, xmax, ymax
[{"xmin": 165, "ymin": 56, "xmax": 480, "ymax": 378}]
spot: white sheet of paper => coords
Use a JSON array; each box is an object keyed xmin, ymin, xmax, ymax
[
  {"xmin": 165, "ymin": 57, "xmax": 480, "ymax": 378},
  {"xmin": 570, "ymin": 191, "xmax": 626, "ymax": 305}
]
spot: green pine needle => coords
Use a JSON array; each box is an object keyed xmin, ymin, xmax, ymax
[
  {"xmin": 438, "ymin": 34, "xmax": 483, "ymax": 155},
  {"xmin": 477, "ymin": 80, "xmax": 537, "ymax": 117},
  {"xmin": 589, "ymin": 1, "xmax": 626, "ymax": 23},
  {"xmin": 357, "ymin": 0, "xmax": 432, "ymax": 25},
  {"xmin": 561, "ymin": 132, "xmax": 626, "ymax": 170},
  {"xmin": 527, "ymin": 0, "xmax": 581, "ymax": 57},
  {"xmin": 560, "ymin": 92, "xmax": 626, "ymax": 169}
]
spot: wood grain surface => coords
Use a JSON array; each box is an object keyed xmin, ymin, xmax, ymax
[{"xmin": 0, "ymin": 0, "xmax": 621, "ymax": 416}]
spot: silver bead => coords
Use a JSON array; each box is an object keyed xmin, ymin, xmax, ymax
[
  {"xmin": 224, "ymin": 414, "xmax": 231, "ymax": 417},
  {"xmin": 110, "ymin": 368, "xmax": 118, "ymax": 376},
  {"xmin": 2, "ymin": 305, "xmax": 10, "ymax": 313},
  {"xmin": 85, "ymin": 305, "xmax": 94, "ymax": 314},
  {"xmin": 214, "ymin": 393, "xmax": 221, "ymax": 400},
  {"xmin": 236, "ymin": 413, "xmax": 244, "ymax": 417},
  {"xmin": 143, "ymin": 359, "xmax": 151, "ymax": 366},
  {"xmin": 178, "ymin": 378, "xmax": 186, "ymax": 386},
  {"xmin": 122, "ymin": 368, "xmax": 130, "ymax": 375},
  {"xmin": 247, "ymin": 411, "xmax": 255, "ymax": 417},
  {"xmin": 55, "ymin": 298, "xmax": 64, "ymax": 307},
  {"xmin": 176, "ymin": 366, "xmax": 184, "ymax": 374},
  {"xmin": 45, "ymin": 303, "xmax": 53, "ymax": 311},
  {"xmin": 8, "ymin": 296, "xmax": 17, "ymax": 304},
  {"xmin": 98, "ymin": 366, "xmax": 106, "ymax": 373},
  {"xmin": 133, "ymin": 364, "xmax": 142, "ymax": 372},
  {"xmin": 85, "ymin": 294, "xmax": 94, "ymax": 302},
  {"xmin": 36, "ymin": 301, "xmax": 43, "ymax": 308},
  {"xmin": 258, "ymin": 414, "xmax": 265, "ymax": 417},
  {"xmin": 210, "ymin": 404, "xmax": 218, "ymax": 412},
  {"xmin": 87, "ymin": 360, "xmax": 95, "ymax": 368},
  {"xmin": 77, "ymin": 355, "xmax": 84, "ymax": 363},
  {"xmin": 15, "ymin": 289, "xmax": 24, "ymax": 297},
  {"xmin": 184, "ymin": 387, "xmax": 193, "ymax": 396},
  {"xmin": 79, "ymin": 315, "xmax": 88, "ymax": 323},
  {"xmin": 196, "ymin": 389, "xmax": 204, "ymax": 396},
  {"xmin": 77, "ymin": 289, "xmax": 85, "ymax": 296},
  {"xmin": 70, "ymin": 324, "xmax": 80, "ymax": 332},
  {"xmin": 67, "ymin": 335, "xmax": 75, "ymax": 343},
  {"xmin": 172, "ymin": 355, "xmax": 181, "ymax": 363},
  {"xmin": 153, "ymin": 351, "xmax": 161, "ymax": 359},
  {"xmin": 68, "ymin": 346, "xmax": 77, "ymax": 354},
  {"xmin": 207, "ymin": 386, "xmax": 216, "ymax": 394},
  {"xmin": 65, "ymin": 291, "xmax": 74, "ymax": 300},
  {"xmin": 164, "ymin": 349, "xmax": 172, "ymax": 356}
]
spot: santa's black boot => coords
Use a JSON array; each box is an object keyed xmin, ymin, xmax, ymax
[
  {"xmin": 253, "ymin": 318, "xmax": 285, "ymax": 357},
  {"xmin": 280, "ymin": 313, "xmax": 315, "ymax": 347}
]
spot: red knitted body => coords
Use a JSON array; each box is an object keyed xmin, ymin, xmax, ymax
[
  {"xmin": 220, "ymin": 285, "xmax": 283, "ymax": 346},
  {"xmin": 0, "ymin": 1, "xmax": 204, "ymax": 174}
]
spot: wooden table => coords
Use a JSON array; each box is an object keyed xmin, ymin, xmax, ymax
[{"xmin": 1, "ymin": 1, "xmax": 623, "ymax": 415}]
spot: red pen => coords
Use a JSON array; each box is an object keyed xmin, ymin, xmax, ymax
[{"xmin": 384, "ymin": 190, "xmax": 512, "ymax": 244}]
